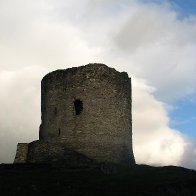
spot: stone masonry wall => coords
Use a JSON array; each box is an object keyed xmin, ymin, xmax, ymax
[
  {"xmin": 14, "ymin": 143, "xmax": 28, "ymax": 163},
  {"xmin": 27, "ymin": 140, "xmax": 95, "ymax": 167},
  {"xmin": 35, "ymin": 63, "xmax": 135, "ymax": 165}
]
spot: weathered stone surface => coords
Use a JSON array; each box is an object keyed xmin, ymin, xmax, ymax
[
  {"xmin": 14, "ymin": 143, "xmax": 28, "ymax": 163},
  {"xmin": 15, "ymin": 63, "xmax": 135, "ymax": 166},
  {"xmin": 27, "ymin": 140, "xmax": 95, "ymax": 167}
]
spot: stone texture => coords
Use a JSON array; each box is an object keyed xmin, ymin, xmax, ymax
[
  {"xmin": 15, "ymin": 63, "xmax": 135, "ymax": 166},
  {"xmin": 14, "ymin": 143, "xmax": 28, "ymax": 163},
  {"xmin": 27, "ymin": 140, "xmax": 95, "ymax": 167}
]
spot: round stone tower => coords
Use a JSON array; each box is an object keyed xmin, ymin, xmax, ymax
[{"xmin": 27, "ymin": 64, "xmax": 135, "ymax": 166}]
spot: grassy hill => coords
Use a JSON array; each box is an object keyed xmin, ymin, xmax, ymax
[{"xmin": 0, "ymin": 163, "xmax": 196, "ymax": 196}]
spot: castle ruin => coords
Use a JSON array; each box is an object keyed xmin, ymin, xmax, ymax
[{"xmin": 14, "ymin": 64, "xmax": 135, "ymax": 166}]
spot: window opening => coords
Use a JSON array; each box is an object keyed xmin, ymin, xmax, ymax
[
  {"xmin": 58, "ymin": 128, "xmax": 61, "ymax": 136},
  {"xmin": 54, "ymin": 107, "xmax": 57, "ymax": 115},
  {"xmin": 74, "ymin": 99, "xmax": 83, "ymax": 115}
]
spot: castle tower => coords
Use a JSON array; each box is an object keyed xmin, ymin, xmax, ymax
[{"xmin": 16, "ymin": 64, "xmax": 135, "ymax": 166}]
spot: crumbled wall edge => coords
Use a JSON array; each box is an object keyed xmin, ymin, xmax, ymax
[{"xmin": 14, "ymin": 143, "xmax": 29, "ymax": 163}]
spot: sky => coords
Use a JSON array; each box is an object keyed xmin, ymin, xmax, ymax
[{"xmin": 0, "ymin": 0, "xmax": 196, "ymax": 169}]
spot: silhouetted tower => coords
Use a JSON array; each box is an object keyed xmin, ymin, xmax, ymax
[{"xmin": 16, "ymin": 64, "xmax": 135, "ymax": 166}]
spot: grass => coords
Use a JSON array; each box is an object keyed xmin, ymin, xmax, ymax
[{"xmin": 0, "ymin": 164, "xmax": 196, "ymax": 196}]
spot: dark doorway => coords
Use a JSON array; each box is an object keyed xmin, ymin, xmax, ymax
[
  {"xmin": 54, "ymin": 107, "xmax": 57, "ymax": 116},
  {"xmin": 74, "ymin": 99, "xmax": 83, "ymax": 115}
]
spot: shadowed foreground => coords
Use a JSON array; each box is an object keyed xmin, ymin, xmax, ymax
[{"xmin": 0, "ymin": 164, "xmax": 196, "ymax": 196}]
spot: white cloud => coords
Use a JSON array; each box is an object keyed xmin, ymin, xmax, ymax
[
  {"xmin": 0, "ymin": 67, "xmax": 45, "ymax": 162},
  {"xmin": 0, "ymin": 0, "xmax": 196, "ymax": 169},
  {"xmin": 107, "ymin": 2, "xmax": 196, "ymax": 101},
  {"xmin": 132, "ymin": 78, "xmax": 186, "ymax": 166}
]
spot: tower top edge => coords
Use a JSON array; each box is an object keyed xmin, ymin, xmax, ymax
[{"xmin": 42, "ymin": 63, "xmax": 130, "ymax": 82}]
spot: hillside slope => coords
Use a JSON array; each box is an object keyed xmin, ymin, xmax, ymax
[{"xmin": 0, "ymin": 164, "xmax": 196, "ymax": 196}]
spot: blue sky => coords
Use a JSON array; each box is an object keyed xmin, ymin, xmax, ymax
[
  {"xmin": 169, "ymin": 98, "xmax": 196, "ymax": 136},
  {"xmin": 170, "ymin": 0, "xmax": 196, "ymax": 17},
  {"xmin": 142, "ymin": 0, "xmax": 196, "ymax": 17},
  {"xmin": 145, "ymin": 0, "xmax": 196, "ymax": 137}
]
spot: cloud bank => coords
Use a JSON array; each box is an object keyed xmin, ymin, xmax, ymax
[{"xmin": 0, "ymin": 0, "xmax": 196, "ymax": 169}]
